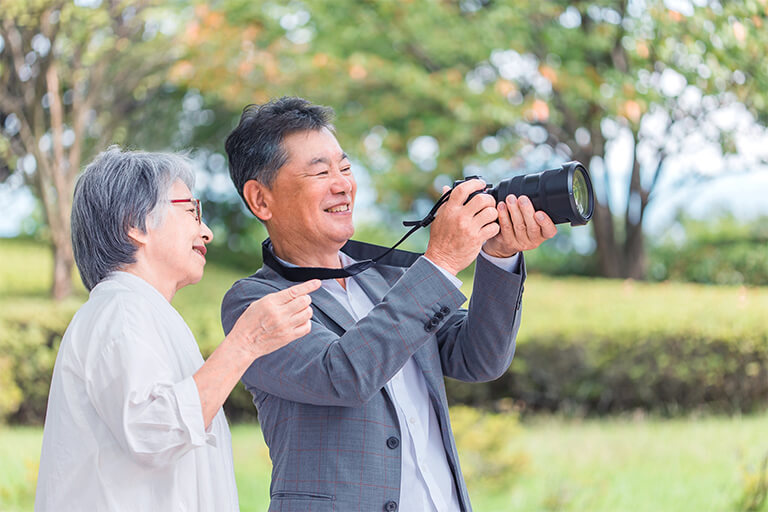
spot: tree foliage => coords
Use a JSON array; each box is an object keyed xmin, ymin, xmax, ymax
[
  {"xmin": 176, "ymin": 0, "xmax": 768, "ymax": 279},
  {"xmin": 0, "ymin": 0, "xmax": 186, "ymax": 298}
]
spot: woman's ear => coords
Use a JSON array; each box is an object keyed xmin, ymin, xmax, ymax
[
  {"xmin": 126, "ymin": 226, "xmax": 149, "ymax": 247},
  {"xmin": 243, "ymin": 180, "xmax": 273, "ymax": 221}
]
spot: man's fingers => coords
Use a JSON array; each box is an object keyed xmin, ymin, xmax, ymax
[
  {"xmin": 496, "ymin": 201, "xmax": 513, "ymax": 234},
  {"xmin": 505, "ymin": 196, "xmax": 528, "ymax": 238},
  {"xmin": 536, "ymin": 211, "xmax": 557, "ymax": 239},
  {"xmin": 480, "ymin": 222, "xmax": 500, "ymax": 240},
  {"xmin": 448, "ymin": 178, "xmax": 487, "ymax": 206},
  {"xmin": 473, "ymin": 205, "xmax": 499, "ymax": 227},
  {"xmin": 517, "ymin": 196, "xmax": 543, "ymax": 240},
  {"xmin": 467, "ymin": 191, "xmax": 496, "ymax": 214}
]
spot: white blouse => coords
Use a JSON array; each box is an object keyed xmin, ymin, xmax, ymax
[{"xmin": 35, "ymin": 272, "xmax": 238, "ymax": 512}]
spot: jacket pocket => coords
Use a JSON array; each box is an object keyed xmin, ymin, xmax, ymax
[{"xmin": 269, "ymin": 491, "xmax": 335, "ymax": 511}]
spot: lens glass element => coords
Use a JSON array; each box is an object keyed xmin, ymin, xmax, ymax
[{"xmin": 572, "ymin": 169, "xmax": 589, "ymax": 217}]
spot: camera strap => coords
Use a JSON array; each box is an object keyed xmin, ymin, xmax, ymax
[{"xmin": 261, "ymin": 189, "xmax": 454, "ymax": 281}]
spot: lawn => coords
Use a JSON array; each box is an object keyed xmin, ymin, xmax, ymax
[{"xmin": 3, "ymin": 413, "xmax": 768, "ymax": 511}]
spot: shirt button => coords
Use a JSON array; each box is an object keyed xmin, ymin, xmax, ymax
[
  {"xmin": 384, "ymin": 500, "xmax": 398, "ymax": 511},
  {"xmin": 408, "ymin": 417, "xmax": 416, "ymax": 424},
  {"xmin": 386, "ymin": 436, "xmax": 400, "ymax": 449}
]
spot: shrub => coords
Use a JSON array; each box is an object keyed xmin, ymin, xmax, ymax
[
  {"xmin": 449, "ymin": 405, "xmax": 528, "ymax": 490},
  {"xmin": 447, "ymin": 331, "xmax": 768, "ymax": 416},
  {"xmin": 649, "ymin": 216, "xmax": 768, "ymax": 286},
  {"xmin": 0, "ymin": 298, "xmax": 79, "ymax": 424}
]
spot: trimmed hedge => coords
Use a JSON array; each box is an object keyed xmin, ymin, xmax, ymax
[{"xmin": 447, "ymin": 332, "xmax": 768, "ymax": 416}]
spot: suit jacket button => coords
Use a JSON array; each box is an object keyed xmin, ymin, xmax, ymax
[
  {"xmin": 386, "ymin": 436, "xmax": 400, "ymax": 449},
  {"xmin": 384, "ymin": 501, "xmax": 398, "ymax": 511},
  {"xmin": 434, "ymin": 311, "xmax": 445, "ymax": 320},
  {"xmin": 440, "ymin": 306, "xmax": 451, "ymax": 315}
]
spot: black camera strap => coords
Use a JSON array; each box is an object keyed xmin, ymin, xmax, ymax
[{"xmin": 262, "ymin": 189, "xmax": 454, "ymax": 282}]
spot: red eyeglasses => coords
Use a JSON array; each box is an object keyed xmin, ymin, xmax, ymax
[{"xmin": 170, "ymin": 198, "xmax": 202, "ymax": 224}]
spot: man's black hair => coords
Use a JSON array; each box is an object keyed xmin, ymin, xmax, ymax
[{"xmin": 225, "ymin": 96, "xmax": 335, "ymax": 206}]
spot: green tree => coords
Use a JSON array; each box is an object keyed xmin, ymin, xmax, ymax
[
  {"xmin": 177, "ymin": 0, "xmax": 767, "ymax": 279},
  {"xmin": 0, "ymin": 0, "xmax": 185, "ymax": 298}
]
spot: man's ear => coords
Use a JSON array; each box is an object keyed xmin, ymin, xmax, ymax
[{"xmin": 243, "ymin": 179, "xmax": 273, "ymax": 221}]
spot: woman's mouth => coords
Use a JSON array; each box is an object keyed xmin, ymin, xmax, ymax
[{"xmin": 193, "ymin": 245, "xmax": 207, "ymax": 257}]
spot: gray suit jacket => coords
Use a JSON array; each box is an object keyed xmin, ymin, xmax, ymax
[{"xmin": 221, "ymin": 252, "xmax": 525, "ymax": 512}]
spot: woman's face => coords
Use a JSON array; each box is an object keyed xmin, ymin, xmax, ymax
[{"xmin": 141, "ymin": 180, "xmax": 213, "ymax": 293}]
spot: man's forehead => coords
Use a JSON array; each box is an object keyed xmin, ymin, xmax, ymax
[{"xmin": 283, "ymin": 129, "xmax": 348, "ymax": 166}]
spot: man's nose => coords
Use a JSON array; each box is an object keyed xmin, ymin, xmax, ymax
[{"xmin": 330, "ymin": 169, "xmax": 353, "ymax": 194}]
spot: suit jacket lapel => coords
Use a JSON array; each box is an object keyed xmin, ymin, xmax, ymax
[
  {"xmin": 352, "ymin": 266, "xmax": 392, "ymax": 305},
  {"xmin": 311, "ymin": 286, "xmax": 357, "ymax": 332}
]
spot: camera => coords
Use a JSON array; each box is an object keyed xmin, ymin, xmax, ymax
[{"xmin": 454, "ymin": 161, "xmax": 594, "ymax": 226}]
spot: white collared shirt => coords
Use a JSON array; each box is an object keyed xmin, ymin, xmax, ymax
[
  {"xmin": 35, "ymin": 271, "xmax": 238, "ymax": 512},
  {"xmin": 322, "ymin": 250, "xmax": 519, "ymax": 512}
]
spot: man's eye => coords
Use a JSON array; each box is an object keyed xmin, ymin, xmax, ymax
[
  {"xmin": 315, "ymin": 171, "xmax": 329, "ymax": 176},
  {"xmin": 341, "ymin": 167, "xmax": 352, "ymax": 174}
]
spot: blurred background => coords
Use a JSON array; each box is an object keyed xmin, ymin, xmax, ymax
[{"xmin": 2, "ymin": 0, "xmax": 768, "ymax": 510}]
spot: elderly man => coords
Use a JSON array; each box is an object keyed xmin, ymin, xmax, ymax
[
  {"xmin": 221, "ymin": 97, "xmax": 556, "ymax": 511},
  {"xmin": 35, "ymin": 147, "xmax": 320, "ymax": 511}
]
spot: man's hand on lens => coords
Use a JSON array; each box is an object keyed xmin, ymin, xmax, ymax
[
  {"xmin": 483, "ymin": 194, "xmax": 557, "ymax": 258},
  {"xmin": 424, "ymin": 179, "xmax": 500, "ymax": 276}
]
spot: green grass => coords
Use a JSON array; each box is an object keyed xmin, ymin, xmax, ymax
[{"xmin": 4, "ymin": 414, "xmax": 768, "ymax": 511}]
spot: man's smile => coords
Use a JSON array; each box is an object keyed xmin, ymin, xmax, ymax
[{"xmin": 325, "ymin": 204, "xmax": 351, "ymax": 213}]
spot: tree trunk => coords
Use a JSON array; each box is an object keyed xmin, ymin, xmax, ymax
[
  {"xmin": 52, "ymin": 235, "xmax": 74, "ymax": 300},
  {"xmin": 45, "ymin": 61, "xmax": 78, "ymax": 299},
  {"xmin": 571, "ymin": 147, "xmax": 623, "ymax": 278},
  {"xmin": 591, "ymin": 203, "xmax": 622, "ymax": 278},
  {"xmin": 624, "ymin": 220, "xmax": 646, "ymax": 280}
]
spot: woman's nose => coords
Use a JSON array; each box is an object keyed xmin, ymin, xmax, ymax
[{"xmin": 200, "ymin": 221, "xmax": 214, "ymax": 243}]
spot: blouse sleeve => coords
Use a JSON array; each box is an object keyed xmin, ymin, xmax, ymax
[{"xmin": 84, "ymin": 299, "xmax": 213, "ymax": 468}]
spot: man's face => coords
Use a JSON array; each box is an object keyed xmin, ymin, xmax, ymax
[{"xmin": 262, "ymin": 128, "xmax": 357, "ymax": 255}]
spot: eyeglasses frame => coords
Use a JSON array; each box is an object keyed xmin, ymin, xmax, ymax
[{"xmin": 170, "ymin": 198, "xmax": 202, "ymax": 224}]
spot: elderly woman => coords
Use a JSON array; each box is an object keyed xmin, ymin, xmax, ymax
[{"xmin": 35, "ymin": 148, "xmax": 320, "ymax": 511}]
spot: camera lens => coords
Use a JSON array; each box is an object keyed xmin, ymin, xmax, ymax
[
  {"xmin": 572, "ymin": 168, "xmax": 590, "ymax": 218},
  {"xmin": 487, "ymin": 161, "xmax": 594, "ymax": 226}
]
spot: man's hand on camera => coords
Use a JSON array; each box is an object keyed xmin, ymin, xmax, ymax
[
  {"xmin": 424, "ymin": 179, "xmax": 500, "ymax": 276},
  {"xmin": 483, "ymin": 194, "xmax": 557, "ymax": 258}
]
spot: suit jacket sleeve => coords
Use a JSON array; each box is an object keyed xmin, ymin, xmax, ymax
[
  {"xmin": 221, "ymin": 257, "xmax": 467, "ymax": 407},
  {"xmin": 435, "ymin": 253, "xmax": 526, "ymax": 382}
]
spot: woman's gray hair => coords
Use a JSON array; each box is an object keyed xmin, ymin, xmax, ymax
[{"xmin": 71, "ymin": 146, "xmax": 196, "ymax": 290}]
